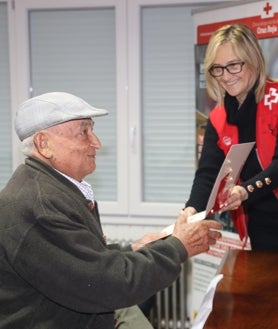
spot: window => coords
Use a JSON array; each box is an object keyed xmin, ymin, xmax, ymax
[
  {"xmin": 128, "ymin": 3, "xmax": 198, "ymax": 216},
  {"xmin": 29, "ymin": 7, "xmax": 118, "ymax": 202},
  {"xmin": 9, "ymin": 0, "xmax": 222, "ymax": 225}
]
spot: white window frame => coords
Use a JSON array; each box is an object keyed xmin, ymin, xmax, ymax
[
  {"xmin": 9, "ymin": 0, "xmax": 130, "ymax": 216},
  {"xmin": 8, "ymin": 0, "xmax": 231, "ymax": 227},
  {"xmin": 128, "ymin": 0, "xmax": 198, "ymax": 217}
]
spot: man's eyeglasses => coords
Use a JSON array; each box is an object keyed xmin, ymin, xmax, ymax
[{"xmin": 209, "ymin": 61, "xmax": 245, "ymax": 77}]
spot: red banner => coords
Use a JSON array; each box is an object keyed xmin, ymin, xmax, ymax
[{"xmin": 196, "ymin": 1, "xmax": 278, "ymax": 44}]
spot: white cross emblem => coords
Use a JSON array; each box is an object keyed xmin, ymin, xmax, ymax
[{"xmin": 264, "ymin": 87, "xmax": 278, "ymax": 110}]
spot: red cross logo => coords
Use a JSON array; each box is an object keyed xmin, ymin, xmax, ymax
[
  {"xmin": 263, "ymin": 2, "xmax": 272, "ymax": 15},
  {"xmin": 265, "ymin": 88, "xmax": 278, "ymax": 110}
]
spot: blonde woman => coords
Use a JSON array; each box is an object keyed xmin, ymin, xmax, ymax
[{"xmin": 184, "ymin": 24, "xmax": 278, "ymax": 251}]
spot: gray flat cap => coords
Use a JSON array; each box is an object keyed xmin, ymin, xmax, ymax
[{"xmin": 15, "ymin": 92, "xmax": 109, "ymax": 141}]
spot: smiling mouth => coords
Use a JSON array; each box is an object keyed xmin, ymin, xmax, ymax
[{"xmin": 225, "ymin": 80, "xmax": 238, "ymax": 86}]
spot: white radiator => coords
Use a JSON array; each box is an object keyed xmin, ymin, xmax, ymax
[
  {"xmin": 150, "ymin": 264, "xmax": 191, "ymax": 329},
  {"xmin": 108, "ymin": 239, "xmax": 190, "ymax": 329}
]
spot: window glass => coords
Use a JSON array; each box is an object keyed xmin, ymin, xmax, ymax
[
  {"xmin": 142, "ymin": 5, "xmax": 196, "ymax": 202},
  {"xmin": 29, "ymin": 8, "xmax": 117, "ymax": 200}
]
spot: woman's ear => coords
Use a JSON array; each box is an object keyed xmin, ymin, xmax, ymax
[{"xmin": 33, "ymin": 132, "xmax": 52, "ymax": 158}]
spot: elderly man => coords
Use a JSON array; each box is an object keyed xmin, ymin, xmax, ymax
[{"xmin": 0, "ymin": 92, "xmax": 222, "ymax": 329}]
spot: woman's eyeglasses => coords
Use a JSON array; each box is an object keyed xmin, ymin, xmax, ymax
[{"xmin": 209, "ymin": 61, "xmax": 245, "ymax": 77}]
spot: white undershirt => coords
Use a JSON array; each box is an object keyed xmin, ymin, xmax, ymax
[{"xmin": 56, "ymin": 170, "xmax": 95, "ymax": 202}]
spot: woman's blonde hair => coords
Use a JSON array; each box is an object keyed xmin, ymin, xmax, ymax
[{"xmin": 204, "ymin": 24, "xmax": 266, "ymax": 105}]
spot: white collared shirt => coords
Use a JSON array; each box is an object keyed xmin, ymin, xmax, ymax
[{"xmin": 56, "ymin": 170, "xmax": 94, "ymax": 202}]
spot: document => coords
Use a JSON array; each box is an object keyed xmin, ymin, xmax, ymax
[
  {"xmin": 190, "ymin": 274, "xmax": 224, "ymax": 329},
  {"xmin": 188, "ymin": 141, "xmax": 255, "ymax": 222},
  {"xmin": 162, "ymin": 142, "xmax": 255, "ymax": 235},
  {"xmin": 189, "ymin": 231, "xmax": 251, "ymax": 320}
]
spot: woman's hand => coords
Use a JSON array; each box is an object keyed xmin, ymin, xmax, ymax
[{"xmin": 219, "ymin": 185, "xmax": 248, "ymax": 213}]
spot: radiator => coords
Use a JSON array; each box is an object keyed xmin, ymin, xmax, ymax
[
  {"xmin": 108, "ymin": 239, "xmax": 190, "ymax": 329},
  {"xmin": 150, "ymin": 264, "xmax": 190, "ymax": 329}
]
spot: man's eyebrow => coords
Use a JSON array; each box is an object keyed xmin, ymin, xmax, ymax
[{"xmin": 80, "ymin": 120, "xmax": 94, "ymax": 128}]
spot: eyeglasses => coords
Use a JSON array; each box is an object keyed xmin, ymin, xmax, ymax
[{"xmin": 209, "ymin": 61, "xmax": 245, "ymax": 77}]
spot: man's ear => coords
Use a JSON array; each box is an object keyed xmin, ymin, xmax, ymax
[{"xmin": 33, "ymin": 132, "xmax": 52, "ymax": 158}]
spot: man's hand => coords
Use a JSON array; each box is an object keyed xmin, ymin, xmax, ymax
[
  {"xmin": 132, "ymin": 232, "xmax": 168, "ymax": 251},
  {"xmin": 172, "ymin": 212, "xmax": 222, "ymax": 257}
]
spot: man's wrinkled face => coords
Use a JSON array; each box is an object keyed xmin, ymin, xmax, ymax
[{"xmin": 46, "ymin": 119, "xmax": 101, "ymax": 181}]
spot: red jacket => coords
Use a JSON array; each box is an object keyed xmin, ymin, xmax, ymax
[
  {"xmin": 209, "ymin": 80, "xmax": 278, "ymax": 242},
  {"xmin": 210, "ymin": 80, "xmax": 278, "ymax": 168}
]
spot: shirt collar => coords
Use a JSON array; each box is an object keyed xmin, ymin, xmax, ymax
[{"xmin": 55, "ymin": 170, "xmax": 94, "ymax": 202}]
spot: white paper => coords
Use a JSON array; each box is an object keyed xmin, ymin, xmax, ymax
[
  {"xmin": 190, "ymin": 274, "xmax": 224, "ymax": 329},
  {"xmin": 161, "ymin": 223, "xmax": 175, "ymax": 236},
  {"xmin": 189, "ymin": 231, "xmax": 251, "ymax": 319},
  {"xmin": 161, "ymin": 211, "xmax": 207, "ymax": 235},
  {"xmin": 189, "ymin": 142, "xmax": 255, "ymax": 223},
  {"xmin": 161, "ymin": 142, "xmax": 255, "ymax": 234},
  {"xmin": 187, "ymin": 210, "xmax": 206, "ymax": 223}
]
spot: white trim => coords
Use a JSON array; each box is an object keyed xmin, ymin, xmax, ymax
[
  {"xmin": 192, "ymin": 0, "xmax": 271, "ymax": 14},
  {"xmin": 13, "ymin": 0, "xmax": 117, "ymax": 9},
  {"xmin": 127, "ymin": 0, "xmax": 231, "ymax": 5},
  {"xmin": 7, "ymin": 0, "xmax": 24, "ymax": 168},
  {"xmin": 127, "ymin": 0, "xmax": 143, "ymax": 215},
  {"xmin": 127, "ymin": 0, "xmax": 197, "ymax": 216},
  {"xmin": 113, "ymin": 0, "xmax": 129, "ymax": 214},
  {"xmin": 193, "ymin": 0, "xmax": 278, "ymax": 27}
]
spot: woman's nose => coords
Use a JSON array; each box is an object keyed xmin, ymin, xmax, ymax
[{"xmin": 221, "ymin": 68, "xmax": 233, "ymax": 80}]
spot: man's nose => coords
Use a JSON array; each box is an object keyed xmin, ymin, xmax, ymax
[{"xmin": 90, "ymin": 132, "xmax": 102, "ymax": 149}]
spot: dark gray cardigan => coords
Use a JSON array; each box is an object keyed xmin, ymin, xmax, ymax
[{"xmin": 0, "ymin": 157, "xmax": 187, "ymax": 329}]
